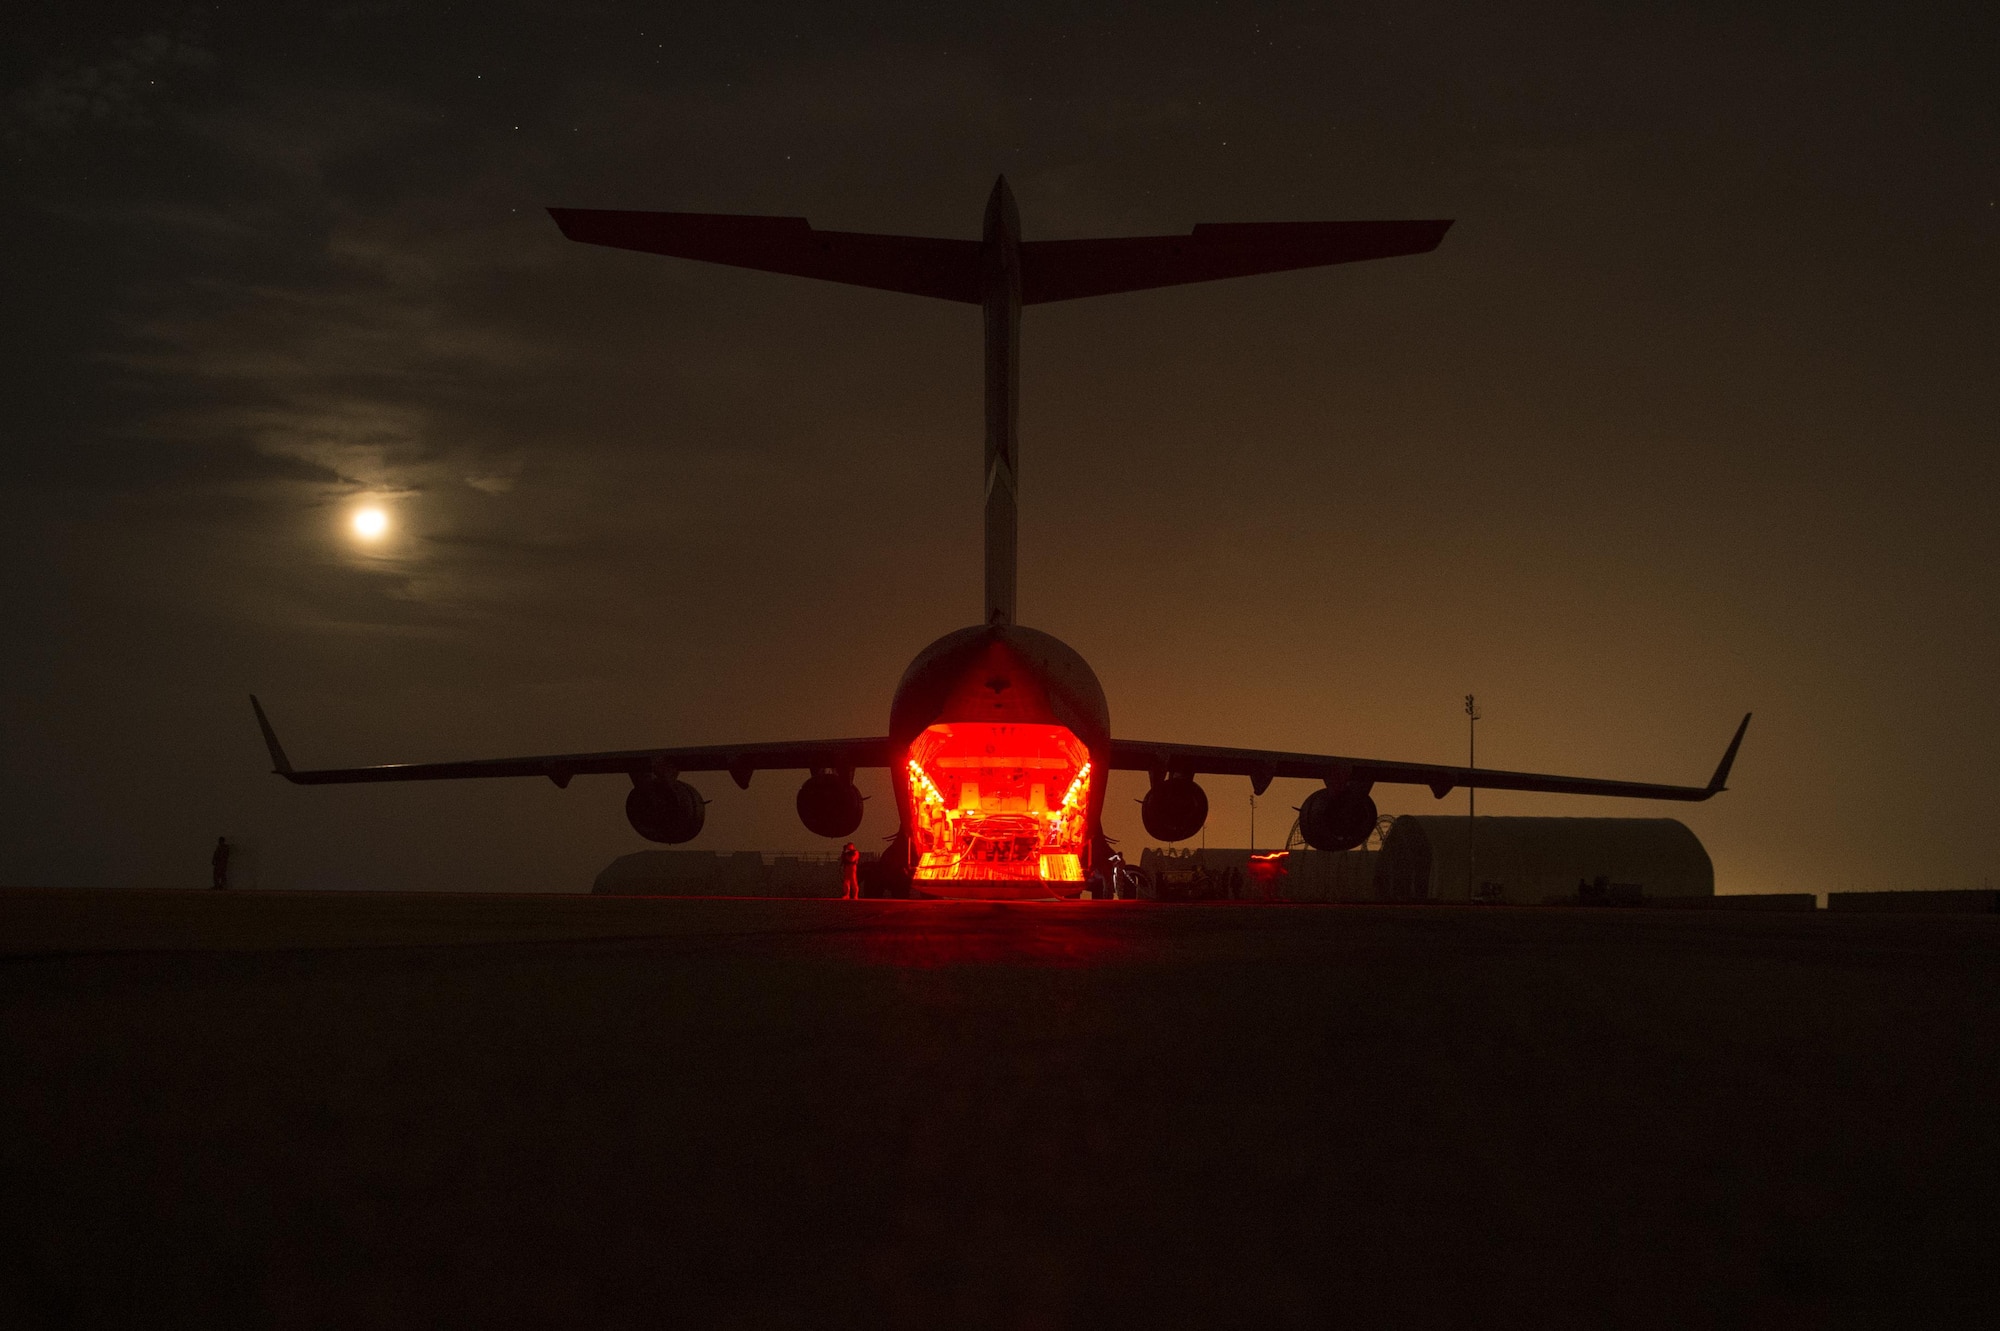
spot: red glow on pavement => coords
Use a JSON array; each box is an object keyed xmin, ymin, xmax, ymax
[
  {"xmin": 907, "ymin": 722, "xmax": 1092, "ymax": 887},
  {"xmin": 838, "ymin": 902, "xmax": 1146, "ymax": 968},
  {"xmin": 1247, "ymin": 850, "xmax": 1289, "ymax": 898}
]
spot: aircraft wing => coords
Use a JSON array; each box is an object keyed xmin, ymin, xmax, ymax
[
  {"xmin": 1108, "ymin": 714, "xmax": 1751, "ymax": 802},
  {"xmin": 250, "ymin": 697, "xmax": 890, "ymax": 790}
]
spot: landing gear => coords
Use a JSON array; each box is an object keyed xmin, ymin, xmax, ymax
[{"xmin": 857, "ymin": 836, "xmax": 914, "ymax": 899}]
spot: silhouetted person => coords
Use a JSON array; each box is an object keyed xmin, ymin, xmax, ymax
[
  {"xmin": 1096, "ymin": 849, "xmax": 1129, "ymax": 900},
  {"xmin": 840, "ymin": 842, "xmax": 861, "ymax": 900},
  {"xmin": 211, "ymin": 836, "xmax": 232, "ymax": 890}
]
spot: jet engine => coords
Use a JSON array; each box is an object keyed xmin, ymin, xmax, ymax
[
  {"xmin": 796, "ymin": 772, "xmax": 865, "ymax": 839},
  {"xmin": 626, "ymin": 774, "xmax": 707, "ymax": 844},
  {"xmin": 1297, "ymin": 784, "xmax": 1377, "ymax": 851},
  {"xmin": 1141, "ymin": 776, "xmax": 1209, "ymax": 843}
]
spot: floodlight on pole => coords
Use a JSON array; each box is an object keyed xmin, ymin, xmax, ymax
[{"xmin": 1465, "ymin": 694, "xmax": 1481, "ymax": 902}]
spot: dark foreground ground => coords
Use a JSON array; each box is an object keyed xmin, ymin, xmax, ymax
[{"xmin": 2, "ymin": 890, "xmax": 1995, "ymax": 1329}]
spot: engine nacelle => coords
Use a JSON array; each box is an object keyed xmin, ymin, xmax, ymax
[
  {"xmin": 1141, "ymin": 776, "xmax": 1209, "ymax": 843},
  {"xmin": 1298, "ymin": 785, "xmax": 1377, "ymax": 851},
  {"xmin": 626, "ymin": 775, "xmax": 706, "ymax": 844},
  {"xmin": 796, "ymin": 772, "xmax": 865, "ymax": 839}
]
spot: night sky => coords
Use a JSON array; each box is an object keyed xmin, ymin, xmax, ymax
[{"xmin": 4, "ymin": 2, "xmax": 1993, "ymax": 894}]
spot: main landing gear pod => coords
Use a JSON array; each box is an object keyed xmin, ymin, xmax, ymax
[{"xmin": 626, "ymin": 773, "xmax": 706, "ymax": 844}]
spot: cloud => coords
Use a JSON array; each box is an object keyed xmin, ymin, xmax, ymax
[{"xmin": 4, "ymin": 20, "xmax": 216, "ymax": 151}]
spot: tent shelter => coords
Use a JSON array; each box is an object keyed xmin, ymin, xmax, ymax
[{"xmin": 1375, "ymin": 816, "xmax": 1713, "ymax": 904}]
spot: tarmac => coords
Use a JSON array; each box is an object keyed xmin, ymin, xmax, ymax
[{"xmin": 3, "ymin": 889, "xmax": 1995, "ymax": 1328}]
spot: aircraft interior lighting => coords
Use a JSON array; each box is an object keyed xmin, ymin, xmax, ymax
[{"xmin": 907, "ymin": 722, "xmax": 1092, "ymax": 883}]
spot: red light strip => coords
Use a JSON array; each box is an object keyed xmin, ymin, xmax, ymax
[
  {"xmin": 1057, "ymin": 761, "xmax": 1090, "ymax": 814},
  {"xmin": 908, "ymin": 759, "xmax": 947, "ymax": 810}
]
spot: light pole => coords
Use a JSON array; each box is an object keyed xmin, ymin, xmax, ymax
[
  {"xmin": 1249, "ymin": 792, "xmax": 1256, "ymax": 853},
  {"xmin": 1465, "ymin": 694, "xmax": 1480, "ymax": 901}
]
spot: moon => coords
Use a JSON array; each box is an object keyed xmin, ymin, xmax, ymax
[{"xmin": 352, "ymin": 506, "xmax": 388, "ymax": 540}]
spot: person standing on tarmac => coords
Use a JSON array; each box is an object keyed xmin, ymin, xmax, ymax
[
  {"xmin": 211, "ymin": 836, "xmax": 232, "ymax": 890},
  {"xmin": 839, "ymin": 842, "xmax": 861, "ymax": 900}
]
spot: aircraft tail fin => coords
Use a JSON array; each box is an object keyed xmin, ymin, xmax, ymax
[
  {"xmin": 1019, "ymin": 219, "xmax": 1453, "ymax": 304},
  {"xmin": 548, "ymin": 209, "xmax": 982, "ymax": 303}
]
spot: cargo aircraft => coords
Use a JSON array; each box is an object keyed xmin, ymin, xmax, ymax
[{"xmin": 252, "ymin": 178, "xmax": 1749, "ymax": 899}]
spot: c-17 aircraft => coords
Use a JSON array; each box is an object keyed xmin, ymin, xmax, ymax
[{"xmin": 251, "ymin": 177, "xmax": 1750, "ymax": 899}]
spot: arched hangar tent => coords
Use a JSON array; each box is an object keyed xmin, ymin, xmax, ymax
[{"xmin": 1375, "ymin": 816, "xmax": 1713, "ymax": 904}]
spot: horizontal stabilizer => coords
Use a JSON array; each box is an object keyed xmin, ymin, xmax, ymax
[
  {"xmin": 1020, "ymin": 219, "xmax": 1453, "ymax": 304},
  {"xmin": 550, "ymin": 207, "xmax": 1452, "ymax": 307},
  {"xmin": 548, "ymin": 208, "xmax": 981, "ymax": 302}
]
